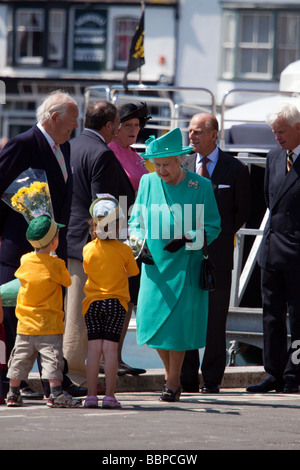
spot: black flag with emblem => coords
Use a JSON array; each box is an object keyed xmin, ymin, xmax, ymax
[{"xmin": 122, "ymin": 12, "xmax": 145, "ymax": 90}]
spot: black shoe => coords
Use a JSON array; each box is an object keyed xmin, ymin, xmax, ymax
[
  {"xmin": 100, "ymin": 362, "xmax": 146, "ymax": 376},
  {"xmin": 246, "ymin": 379, "xmax": 283, "ymax": 393},
  {"xmin": 201, "ymin": 383, "xmax": 220, "ymax": 394},
  {"xmin": 283, "ymin": 380, "xmax": 299, "ymax": 393},
  {"xmin": 20, "ymin": 387, "xmax": 43, "ymax": 400},
  {"xmin": 117, "ymin": 363, "xmax": 146, "ymax": 376},
  {"xmin": 63, "ymin": 383, "xmax": 87, "ymax": 397},
  {"xmin": 159, "ymin": 386, "xmax": 182, "ymax": 402}
]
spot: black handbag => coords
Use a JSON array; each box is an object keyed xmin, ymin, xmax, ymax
[{"xmin": 200, "ymin": 231, "xmax": 216, "ymax": 291}]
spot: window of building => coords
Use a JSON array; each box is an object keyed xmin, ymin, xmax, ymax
[
  {"xmin": 221, "ymin": 11, "xmax": 236, "ymax": 78},
  {"xmin": 15, "ymin": 9, "xmax": 44, "ymax": 65},
  {"xmin": 276, "ymin": 13, "xmax": 300, "ymax": 75},
  {"xmin": 48, "ymin": 10, "xmax": 66, "ymax": 66},
  {"xmin": 237, "ymin": 13, "xmax": 273, "ymax": 78},
  {"xmin": 221, "ymin": 9, "xmax": 300, "ymax": 81},
  {"xmin": 11, "ymin": 7, "xmax": 67, "ymax": 67},
  {"xmin": 114, "ymin": 17, "xmax": 139, "ymax": 69}
]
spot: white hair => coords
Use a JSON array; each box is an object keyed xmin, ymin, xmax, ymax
[
  {"xmin": 36, "ymin": 90, "xmax": 77, "ymax": 124},
  {"xmin": 149, "ymin": 154, "xmax": 187, "ymax": 164},
  {"xmin": 266, "ymin": 103, "xmax": 300, "ymax": 128}
]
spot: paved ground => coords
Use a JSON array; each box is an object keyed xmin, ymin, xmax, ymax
[{"xmin": 1, "ymin": 389, "xmax": 300, "ymax": 451}]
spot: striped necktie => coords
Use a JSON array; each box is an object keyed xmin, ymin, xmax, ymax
[
  {"xmin": 53, "ymin": 144, "xmax": 68, "ymax": 182},
  {"xmin": 287, "ymin": 150, "xmax": 294, "ymax": 173},
  {"xmin": 198, "ymin": 157, "xmax": 210, "ymax": 179}
]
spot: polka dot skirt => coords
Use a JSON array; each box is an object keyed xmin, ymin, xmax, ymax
[{"xmin": 84, "ymin": 298, "xmax": 126, "ymax": 343}]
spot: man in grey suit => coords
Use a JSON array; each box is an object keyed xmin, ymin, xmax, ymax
[
  {"xmin": 180, "ymin": 113, "xmax": 251, "ymax": 393},
  {"xmin": 247, "ymin": 103, "xmax": 300, "ymax": 393},
  {"xmin": 64, "ymin": 102, "xmax": 135, "ymax": 386}
]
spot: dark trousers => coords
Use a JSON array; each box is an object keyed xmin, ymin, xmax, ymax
[
  {"xmin": 261, "ymin": 267, "xmax": 300, "ymax": 384},
  {"xmin": 181, "ymin": 270, "xmax": 232, "ymax": 389},
  {"xmin": 0, "ymin": 262, "xmax": 71, "ymax": 398}
]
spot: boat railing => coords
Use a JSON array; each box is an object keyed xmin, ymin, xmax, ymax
[
  {"xmin": 219, "ymin": 87, "xmax": 300, "ymax": 149},
  {"xmin": 85, "ymin": 84, "xmax": 216, "ymax": 143}
]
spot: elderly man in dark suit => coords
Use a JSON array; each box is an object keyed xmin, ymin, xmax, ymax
[
  {"xmin": 64, "ymin": 101, "xmax": 136, "ymax": 387},
  {"xmin": 0, "ymin": 90, "xmax": 85, "ymax": 400},
  {"xmin": 247, "ymin": 103, "xmax": 300, "ymax": 394},
  {"xmin": 180, "ymin": 113, "xmax": 251, "ymax": 393}
]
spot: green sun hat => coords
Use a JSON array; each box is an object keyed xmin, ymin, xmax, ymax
[
  {"xmin": 140, "ymin": 127, "xmax": 193, "ymax": 159},
  {"xmin": 26, "ymin": 215, "xmax": 64, "ymax": 248}
]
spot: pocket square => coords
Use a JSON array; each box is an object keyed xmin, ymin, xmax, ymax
[{"xmin": 218, "ymin": 184, "xmax": 230, "ymax": 188}]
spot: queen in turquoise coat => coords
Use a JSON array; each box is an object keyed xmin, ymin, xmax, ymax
[{"xmin": 128, "ymin": 128, "xmax": 221, "ymax": 402}]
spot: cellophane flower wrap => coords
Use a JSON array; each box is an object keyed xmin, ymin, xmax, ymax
[
  {"xmin": 1, "ymin": 168, "xmax": 54, "ymax": 224},
  {"xmin": 124, "ymin": 235, "xmax": 145, "ymax": 259},
  {"xmin": 124, "ymin": 209, "xmax": 147, "ymax": 259}
]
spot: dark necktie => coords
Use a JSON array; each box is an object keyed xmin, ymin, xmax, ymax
[
  {"xmin": 287, "ymin": 150, "xmax": 294, "ymax": 173},
  {"xmin": 198, "ymin": 157, "xmax": 210, "ymax": 179}
]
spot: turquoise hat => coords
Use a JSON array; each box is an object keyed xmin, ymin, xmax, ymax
[{"xmin": 140, "ymin": 128, "xmax": 193, "ymax": 159}]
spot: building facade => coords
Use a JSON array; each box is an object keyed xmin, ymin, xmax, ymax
[
  {"xmin": 1, "ymin": 0, "xmax": 300, "ymax": 138},
  {"xmin": 0, "ymin": 0, "xmax": 177, "ymax": 137}
]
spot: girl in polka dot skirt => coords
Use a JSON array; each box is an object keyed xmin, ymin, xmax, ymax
[{"xmin": 82, "ymin": 195, "xmax": 139, "ymax": 409}]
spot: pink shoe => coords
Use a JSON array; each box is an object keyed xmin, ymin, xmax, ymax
[
  {"xmin": 84, "ymin": 395, "xmax": 98, "ymax": 408},
  {"xmin": 102, "ymin": 396, "xmax": 121, "ymax": 409}
]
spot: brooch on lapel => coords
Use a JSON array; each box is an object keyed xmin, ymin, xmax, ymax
[{"xmin": 188, "ymin": 179, "xmax": 199, "ymax": 189}]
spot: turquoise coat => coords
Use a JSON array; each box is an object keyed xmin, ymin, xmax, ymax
[
  {"xmin": 0, "ymin": 278, "xmax": 20, "ymax": 307},
  {"xmin": 129, "ymin": 169, "xmax": 221, "ymax": 351}
]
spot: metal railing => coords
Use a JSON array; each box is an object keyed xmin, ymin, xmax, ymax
[
  {"xmin": 84, "ymin": 84, "xmax": 216, "ymax": 141},
  {"xmin": 219, "ymin": 88, "xmax": 300, "ymax": 148}
]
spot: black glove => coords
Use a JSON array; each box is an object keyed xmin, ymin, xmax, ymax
[
  {"xmin": 163, "ymin": 235, "xmax": 189, "ymax": 253},
  {"xmin": 139, "ymin": 245, "xmax": 154, "ymax": 265}
]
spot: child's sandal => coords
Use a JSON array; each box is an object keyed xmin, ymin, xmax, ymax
[{"xmin": 84, "ymin": 395, "xmax": 98, "ymax": 408}]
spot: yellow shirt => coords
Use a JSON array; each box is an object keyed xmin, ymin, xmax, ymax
[
  {"xmin": 15, "ymin": 252, "xmax": 71, "ymax": 335},
  {"xmin": 82, "ymin": 238, "xmax": 139, "ymax": 315}
]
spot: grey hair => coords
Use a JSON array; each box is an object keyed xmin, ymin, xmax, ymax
[
  {"xmin": 36, "ymin": 90, "xmax": 77, "ymax": 124},
  {"xmin": 149, "ymin": 154, "xmax": 187, "ymax": 164},
  {"xmin": 266, "ymin": 103, "xmax": 300, "ymax": 128}
]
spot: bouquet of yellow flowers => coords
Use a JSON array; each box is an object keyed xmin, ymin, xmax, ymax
[{"xmin": 2, "ymin": 168, "xmax": 54, "ymax": 224}]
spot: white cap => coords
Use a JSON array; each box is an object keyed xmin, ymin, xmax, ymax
[{"xmin": 89, "ymin": 194, "xmax": 120, "ymax": 228}]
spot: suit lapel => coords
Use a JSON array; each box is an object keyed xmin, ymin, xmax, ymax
[
  {"xmin": 210, "ymin": 149, "xmax": 230, "ymax": 192},
  {"xmin": 32, "ymin": 125, "xmax": 68, "ymax": 194},
  {"xmin": 272, "ymin": 151, "xmax": 300, "ymax": 207},
  {"xmin": 82, "ymin": 129, "xmax": 135, "ymax": 197},
  {"xmin": 182, "ymin": 153, "xmax": 197, "ymax": 172}
]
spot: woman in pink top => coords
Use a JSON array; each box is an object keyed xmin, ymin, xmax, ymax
[
  {"xmin": 109, "ymin": 102, "xmax": 150, "ymax": 192},
  {"xmin": 108, "ymin": 102, "xmax": 151, "ymax": 376}
]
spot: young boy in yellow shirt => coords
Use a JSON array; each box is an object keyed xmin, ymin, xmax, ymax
[{"xmin": 6, "ymin": 215, "xmax": 81, "ymax": 408}]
